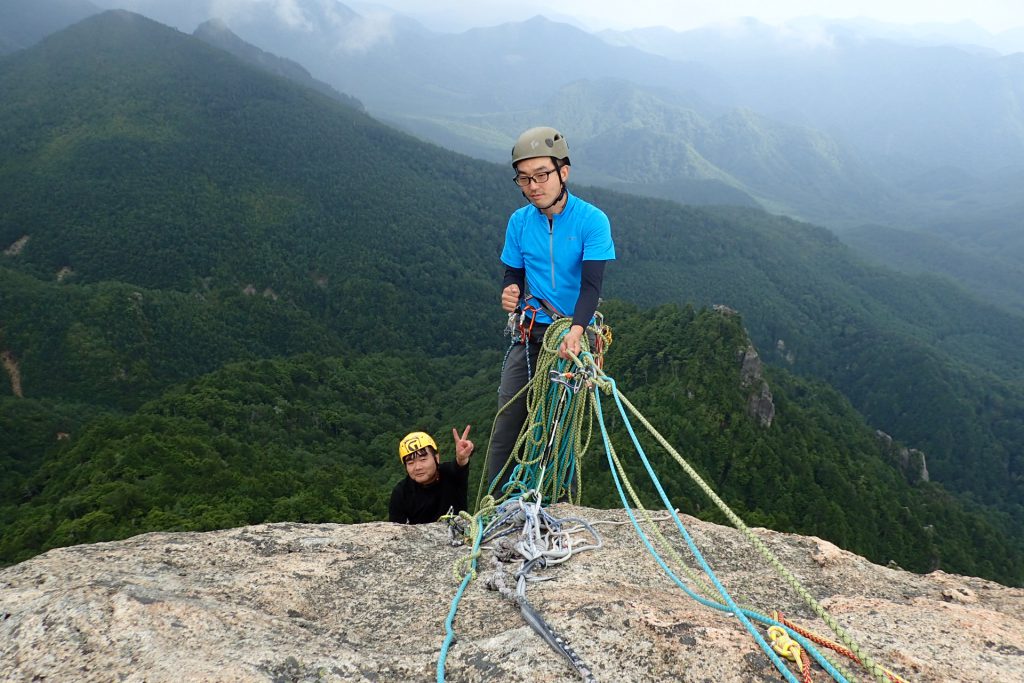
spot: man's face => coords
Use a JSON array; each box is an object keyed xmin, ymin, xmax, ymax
[
  {"xmin": 404, "ymin": 447, "xmax": 439, "ymax": 485},
  {"xmin": 515, "ymin": 157, "xmax": 568, "ymax": 209}
]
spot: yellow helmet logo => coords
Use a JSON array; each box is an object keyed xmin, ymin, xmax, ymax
[{"xmin": 398, "ymin": 431, "xmax": 437, "ymax": 461}]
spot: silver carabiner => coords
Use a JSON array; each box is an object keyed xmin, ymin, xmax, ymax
[{"xmin": 549, "ymin": 369, "xmax": 584, "ymax": 393}]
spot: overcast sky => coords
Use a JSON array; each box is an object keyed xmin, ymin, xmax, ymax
[
  {"xmin": 94, "ymin": 0, "xmax": 1024, "ymax": 38},
  {"xmin": 356, "ymin": 0, "xmax": 1023, "ymax": 34}
]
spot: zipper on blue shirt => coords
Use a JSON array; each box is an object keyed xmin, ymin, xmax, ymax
[{"xmin": 548, "ymin": 216, "xmax": 556, "ymax": 289}]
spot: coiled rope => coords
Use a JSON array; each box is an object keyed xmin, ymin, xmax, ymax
[
  {"xmin": 441, "ymin": 314, "xmax": 908, "ymax": 683},
  {"xmin": 476, "ymin": 317, "xmax": 597, "ymax": 507}
]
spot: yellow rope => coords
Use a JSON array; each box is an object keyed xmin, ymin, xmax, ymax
[{"xmin": 599, "ymin": 420, "xmax": 731, "ymax": 604}]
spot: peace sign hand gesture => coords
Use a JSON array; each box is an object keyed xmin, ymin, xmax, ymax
[{"xmin": 452, "ymin": 425, "xmax": 474, "ymax": 466}]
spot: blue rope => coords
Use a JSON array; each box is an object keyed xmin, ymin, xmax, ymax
[
  {"xmin": 594, "ymin": 383, "xmax": 849, "ymax": 683},
  {"xmin": 442, "ymin": 366, "xmax": 846, "ymax": 682},
  {"xmin": 493, "ymin": 348, "xmax": 581, "ymax": 502},
  {"xmin": 436, "ymin": 522, "xmax": 483, "ymax": 682}
]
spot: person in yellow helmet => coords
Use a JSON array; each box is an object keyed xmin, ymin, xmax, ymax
[{"xmin": 388, "ymin": 426, "xmax": 474, "ymax": 524}]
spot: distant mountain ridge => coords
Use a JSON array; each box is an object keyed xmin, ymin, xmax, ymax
[
  {"xmin": 9, "ymin": 1, "xmax": 1024, "ymax": 312},
  {"xmin": 596, "ymin": 19, "xmax": 1024, "ymax": 229},
  {"xmin": 188, "ymin": 7, "xmax": 1024, "ymax": 297},
  {"xmin": 601, "ymin": 16, "xmax": 1024, "ymax": 59},
  {"xmin": 192, "ymin": 7, "xmax": 1024, "ymax": 195},
  {"xmin": 842, "ymin": 222, "xmax": 1024, "ymax": 315},
  {"xmin": 192, "ymin": 19, "xmax": 364, "ymax": 110},
  {"xmin": 99, "ymin": 3, "xmax": 727, "ymax": 117}
]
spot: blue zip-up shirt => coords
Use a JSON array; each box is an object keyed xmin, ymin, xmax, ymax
[{"xmin": 501, "ymin": 192, "xmax": 615, "ymax": 324}]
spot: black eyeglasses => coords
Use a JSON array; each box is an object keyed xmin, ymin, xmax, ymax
[
  {"xmin": 513, "ymin": 168, "xmax": 558, "ymax": 187},
  {"xmin": 403, "ymin": 449, "xmax": 433, "ymax": 466}
]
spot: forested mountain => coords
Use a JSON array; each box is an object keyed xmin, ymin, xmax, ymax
[
  {"xmin": 0, "ymin": 10, "xmax": 502, "ymax": 353},
  {"xmin": 14, "ymin": 1, "xmax": 1024, "ymax": 314},
  {"xmin": 602, "ymin": 200, "xmax": 1024, "ymax": 522},
  {"xmin": 204, "ymin": 6, "xmax": 1024, "ymax": 181},
  {"xmin": 199, "ymin": 8, "xmax": 879, "ymax": 224},
  {"xmin": 190, "ymin": 7, "xmax": 1024, "ymax": 224},
  {"xmin": 840, "ymin": 222, "xmax": 1024, "ymax": 316},
  {"xmin": 194, "ymin": 10, "xmax": 726, "ymax": 116},
  {"xmin": 1, "ymin": 11, "xmax": 1022, "ymax": 584},
  {"xmin": 399, "ymin": 78, "xmax": 887, "ymax": 225},
  {"xmin": 3, "ymin": 303, "xmax": 1020, "ymax": 583},
  {"xmin": 601, "ymin": 19, "xmax": 1024, "ymax": 178},
  {"xmin": 181, "ymin": 5, "xmax": 1024, "ymax": 312}
]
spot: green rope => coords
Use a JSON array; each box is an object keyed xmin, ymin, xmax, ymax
[
  {"xmin": 593, "ymin": 387, "xmax": 859, "ymax": 683},
  {"xmin": 474, "ymin": 318, "xmax": 596, "ymax": 510},
  {"xmin": 457, "ymin": 313, "xmax": 890, "ymax": 683},
  {"xmin": 613, "ymin": 389, "xmax": 889, "ymax": 683},
  {"xmin": 473, "ymin": 377, "xmax": 533, "ymax": 512},
  {"xmin": 599, "ymin": 415, "xmax": 733, "ymax": 605}
]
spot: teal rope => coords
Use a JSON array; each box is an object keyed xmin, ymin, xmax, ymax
[
  {"xmin": 594, "ymin": 382, "xmax": 849, "ymax": 683},
  {"xmin": 482, "ymin": 319, "xmax": 596, "ymax": 506},
  {"xmin": 493, "ymin": 365, "xmax": 583, "ymax": 501},
  {"xmin": 436, "ymin": 521, "xmax": 484, "ymax": 682}
]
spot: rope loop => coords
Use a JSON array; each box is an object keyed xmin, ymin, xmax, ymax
[
  {"xmin": 769, "ymin": 626, "xmax": 805, "ymax": 672},
  {"xmin": 475, "ymin": 315, "xmax": 610, "ymax": 510},
  {"xmin": 444, "ymin": 312, "xmax": 913, "ymax": 683}
]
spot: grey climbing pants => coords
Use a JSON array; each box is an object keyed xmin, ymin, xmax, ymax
[
  {"xmin": 486, "ymin": 325, "xmax": 595, "ymax": 495},
  {"xmin": 486, "ymin": 336, "xmax": 543, "ymax": 493}
]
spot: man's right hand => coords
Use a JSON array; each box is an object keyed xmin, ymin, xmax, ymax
[{"xmin": 501, "ymin": 284, "xmax": 521, "ymax": 312}]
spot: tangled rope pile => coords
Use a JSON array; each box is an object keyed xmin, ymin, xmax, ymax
[
  {"xmin": 439, "ymin": 315, "xmax": 912, "ymax": 683},
  {"xmin": 482, "ymin": 494, "xmax": 602, "ymax": 682},
  {"xmin": 477, "ymin": 317, "xmax": 603, "ymax": 506}
]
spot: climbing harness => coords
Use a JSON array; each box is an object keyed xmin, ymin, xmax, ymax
[
  {"xmin": 438, "ymin": 314, "xmax": 912, "ymax": 683},
  {"xmin": 505, "ymin": 303, "xmax": 544, "ymax": 344}
]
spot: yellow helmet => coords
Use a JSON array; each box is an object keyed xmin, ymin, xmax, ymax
[{"xmin": 398, "ymin": 431, "xmax": 437, "ymax": 462}]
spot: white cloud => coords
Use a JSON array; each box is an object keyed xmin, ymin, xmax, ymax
[
  {"xmin": 273, "ymin": 0, "xmax": 315, "ymax": 31},
  {"xmin": 360, "ymin": 0, "xmax": 1023, "ymax": 34},
  {"xmin": 777, "ymin": 21, "xmax": 838, "ymax": 50},
  {"xmin": 336, "ymin": 11, "xmax": 395, "ymax": 53},
  {"xmin": 208, "ymin": 0, "xmax": 313, "ymax": 31},
  {"xmin": 202, "ymin": 0, "xmax": 393, "ymax": 50}
]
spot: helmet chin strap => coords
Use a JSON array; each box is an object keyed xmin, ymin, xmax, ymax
[{"xmin": 539, "ymin": 183, "xmax": 567, "ymax": 211}]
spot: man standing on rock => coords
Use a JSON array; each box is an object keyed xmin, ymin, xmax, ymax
[
  {"xmin": 389, "ymin": 427, "xmax": 474, "ymax": 524},
  {"xmin": 486, "ymin": 126, "xmax": 616, "ymax": 493}
]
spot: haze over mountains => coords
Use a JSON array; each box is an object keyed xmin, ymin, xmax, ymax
[
  {"xmin": 1, "ymin": 5, "xmax": 1023, "ymax": 585},
  {"xmin": 17, "ymin": 0, "xmax": 1014, "ymax": 316},
  {"xmin": 0, "ymin": 0, "xmax": 99, "ymax": 51}
]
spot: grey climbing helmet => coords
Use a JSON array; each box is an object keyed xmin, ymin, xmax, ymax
[{"xmin": 511, "ymin": 126, "xmax": 570, "ymax": 167}]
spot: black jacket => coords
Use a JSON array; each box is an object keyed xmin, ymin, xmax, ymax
[{"xmin": 388, "ymin": 461, "xmax": 469, "ymax": 524}]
